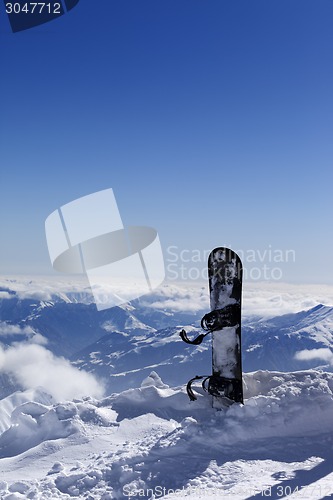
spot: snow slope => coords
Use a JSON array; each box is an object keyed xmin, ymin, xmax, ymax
[{"xmin": 1, "ymin": 370, "xmax": 333, "ymax": 499}]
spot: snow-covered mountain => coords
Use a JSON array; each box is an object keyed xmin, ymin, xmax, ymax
[
  {"xmin": 243, "ymin": 304, "xmax": 333, "ymax": 371},
  {"xmin": 71, "ymin": 324, "xmax": 211, "ymax": 394},
  {"xmin": 0, "ymin": 284, "xmax": 201, "ymax": 358},
  {"xmin": 1, "ymin": 281, "xmax": 333, "ymax": 396},
  {"xmin": 71, "ymin": 304, "xmax": 333, "ymax": 395}
]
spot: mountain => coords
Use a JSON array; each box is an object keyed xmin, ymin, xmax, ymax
[
  {"xmin": 242, "ymin": 304, "xmax": 333, "ymax": 371},
  {"xmin": 0, "ymin": 292, "xmax": 195, "ymax": 358},
  {"xmin": 71, "ymin": 324, "xmax": 211, "ymax": 394},
  {"xmin": 71, "ymin": 304, "xmax": 333, "ymax": 394},
  {"xmin": 1, "ymin": 283, "xmax": 333, "ymax": 396}
]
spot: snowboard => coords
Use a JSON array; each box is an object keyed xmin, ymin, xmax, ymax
[
  {"xmin": 204, "ymin": 247, "xmax": 243, "ymax": 406},
  {"xmin": 179, "ymin": 247, "xmax": 243, "ymax": 406}
]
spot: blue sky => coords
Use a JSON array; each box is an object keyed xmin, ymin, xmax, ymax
[{"xmin": 1, "ymin": 0, "xmax": 332, "ymax": 283}]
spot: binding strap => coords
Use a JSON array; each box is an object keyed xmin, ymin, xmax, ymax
[
  {"xmin": 201, "ymin": 304, "xmax": 240, "ymax": 331},
  {"xmin": 179, "ymin": 329, "xmax": 211, "ymax": 345},
  {"xmin": 186, "ymin": 375, "xmax": 209, "ymax": 401}
]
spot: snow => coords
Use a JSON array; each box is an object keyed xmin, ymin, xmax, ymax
[
  {"xmin": 213, "ymin": 327, "xmax": 238, "ymax": 378},
  {"xmin": 0, "ymin": 370, "xmax": 333, "ymax": 498}
]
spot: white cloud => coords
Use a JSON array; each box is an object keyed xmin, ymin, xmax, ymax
[
  {"xmin": 0, "ymin": 322, "xmax": 48, "ymax": 345},
  {"xmin": 140, "ymin": 281, "xmax": 333, "ymax": 318},
  {"xmin": 140, "ymin": 284, "xmax": 209, "ymax": 313},
  {"xmin": 242, "ymin": 282, "xmax": 333, "ymax": 318},
  {"xmin": 0, "ymin": 344, "xmax": 104, "ymax": 401},
  {"xmin": 27, "ymin": 333, "xmax": 49, "ymax": 345},
  {"xmin": 0, "ymin": 322, "xmax": 35, "ymax": 337},
  {"xmin": 1, "ymin": 277, "xmax": 333, "ymax": 319},
  {"xmin": 295, "ymin": 348, "xmax": 333, "ymax": 365},
  {"xmin": 0, "ymin": 276, "xmax": 93, "ymax": 302}
]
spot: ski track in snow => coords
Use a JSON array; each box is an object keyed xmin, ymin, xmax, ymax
[{"xmin": 0, "ymin": 370, "xmax": 333, "ymax": 499}]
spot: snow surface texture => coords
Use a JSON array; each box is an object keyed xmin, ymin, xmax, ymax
[{"xmin": 1, "ymin": 370, "xmax": 333, "ymax": 499}]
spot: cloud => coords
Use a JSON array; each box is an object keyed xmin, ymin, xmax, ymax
[
  {"xmin": 295, "ymin": 348, "xmax": 333, "ymax": 365},
  {"xmin": 27, "ymin": 333, "xmax": 48, "ymax": 345},
  {"xmin": 242, "ymin": 282, "xmax": 333, "ymax": 318},
  {"xmin": 140, "ymin": 282, "xmax": 333, "ymax": 318},
  {"xmin": 0, "ymin": 322, "xmax": 35, "ymax": 337},
  {"xmin": 1, "ymin": 277, "xmax": 333, "ymax": 319},
  {"xmin": 0, "ymin": 344, "xmax": 104, "ymax": 401},
  {"xmin": 140, "ymin": 284, "xmax": 209, "ymax": 313},
  {"xmin": 0, "ymin": 276, "xmax": 93, "ymax": 302},
  {"xmin": 0, "ymin": 322, "xmax": 48, "ymax": 345}
]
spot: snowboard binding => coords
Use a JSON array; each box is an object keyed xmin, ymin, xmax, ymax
[
  {"xmin": 179, "ymin": 304, "xmax": 240, "ymax": 346},
  {"xmin": 201, "ymin": 303, "xmax": 240, "ymax": 331},
  {"xmin": 186, "ymin": 374, "xmax": 242, "ymax": 402},
  {"xmin": 186, "ymin": 375, "xmax": 209, "ymax": 401}
]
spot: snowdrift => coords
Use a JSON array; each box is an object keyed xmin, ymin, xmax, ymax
[{"xmin": 1, "ymin": 369, "xmax": 333, "ymax": 499}]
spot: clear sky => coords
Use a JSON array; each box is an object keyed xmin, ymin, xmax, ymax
[{"xmin": 0, "ymin": 0, "xmax": 332, "ymax": 283}]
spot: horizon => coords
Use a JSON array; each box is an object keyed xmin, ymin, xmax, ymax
[{"xmin": 2, "ymin": 276, "xmax": 333, "ymax": 318}]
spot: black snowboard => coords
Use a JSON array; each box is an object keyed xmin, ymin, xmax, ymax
[{"xmin": 206, "ymin": 247, "xmax": 243, "ymax": 406}]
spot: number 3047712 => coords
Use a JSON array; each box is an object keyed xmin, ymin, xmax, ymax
[{"xmin": 5, "ymin": 3, "xmax": 62, "ymax": 14}]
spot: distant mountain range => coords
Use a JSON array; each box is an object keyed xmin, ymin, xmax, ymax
[
  {"xmin": 243, "ymin": 303, "xmax": 333, "ymax": 371},
  {"xmin": 1, "ymin": 284, "xmax": 332, "ymax": 396}
]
